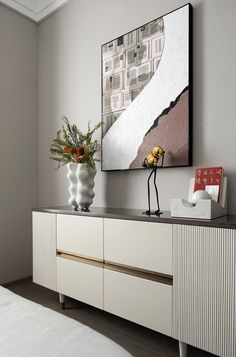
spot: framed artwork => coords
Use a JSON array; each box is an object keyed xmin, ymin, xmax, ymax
[{"xmin": 101, "ymin": 3, "xmax": 192, "ymax": 171}]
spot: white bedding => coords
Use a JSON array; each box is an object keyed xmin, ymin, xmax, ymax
[{"xmin": 0, "ymin": 286, "xmax": 131, "ymax": 357}]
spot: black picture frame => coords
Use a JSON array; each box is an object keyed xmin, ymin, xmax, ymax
[{"xmin": 101, "ymin": 3, "xmax": 193, "ymax": 172}]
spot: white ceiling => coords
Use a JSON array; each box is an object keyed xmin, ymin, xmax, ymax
[{"xmin": 0, "ymin": 0, "xmax": 71, "ymax": 22}]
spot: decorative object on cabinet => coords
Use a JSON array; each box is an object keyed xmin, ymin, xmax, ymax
[
  {"xmin": 49, "ymin": 116, "xmax": 102, "ymax": 210},
  {"xmin": 190, "ymin": 190, "xmax": 212, "ymax": 205},
  {"xmin": 101, "ymin": 3, "xmax": 192, "ymax": 171},
  {"xmin": 171, "ymin": 175, "xmax": 227, "ymax": 219},
  {"xmin": 143, "ymin": 146, "xmax": 165, "ymax": 216},
  {"xmin": 49, "ymin": 116, "xmax": 102, "ymax": 169},
  {"xmin": 193, "ymin": 166, "xmax": 223, "ymax": 202},
  {"xmin": 76, "ymin": 163, "xmax": 97, "ymax": 211},
  {"xmin": 67, "ymin": 162, "xmax": 78, "ymax": 210},
  {"xmin": 67, "ymin": 162, "xmax": 97, "ymax": 211}
]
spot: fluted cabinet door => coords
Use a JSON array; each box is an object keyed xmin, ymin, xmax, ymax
[{"xmin": 173, "ymin": 225, "xmax": 236, "ymax": 357}]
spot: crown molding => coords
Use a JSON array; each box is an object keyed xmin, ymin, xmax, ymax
[{"xmin": 0, "ymin": 0, "xmax": 71, "ymax": 23}]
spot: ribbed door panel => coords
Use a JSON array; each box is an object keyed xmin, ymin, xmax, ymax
[{"xmin": 173, "ymin": 225, "xmax": 235, "ymax": 357}]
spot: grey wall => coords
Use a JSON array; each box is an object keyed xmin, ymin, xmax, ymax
[
  {"xmin": 0, "ymin": 5, "xmax": 38, "ymax": 284},
  {"xmin": 38, "ymin": 0, "xmax": 236, "ymax": 213},
  {"xmin": 0, "ymin": 0, "xmax": 235, "ymax": 283}
]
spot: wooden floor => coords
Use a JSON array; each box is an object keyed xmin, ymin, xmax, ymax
[{"xmin": 7, "ymin": 279, "xmax": 216, "ymax": 357}]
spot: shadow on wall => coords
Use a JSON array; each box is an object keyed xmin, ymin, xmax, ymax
[
  {"xmin": 192, "ymin": 2, "xmax": 205, "ymax": 166},
  {"xmin": 226, "ymin": 170, "xmax": 236, "ymax": 214},
  {"xmin": 104, "ymin": 170, "xmax": 132, "ymax": 209},
  {"xmin": 103, "ymin": 167, "xmax": 157, "ymax": 211},
  {"xmin": 103, "ymin": 169, "xmax": 146, "ymax": 209}
]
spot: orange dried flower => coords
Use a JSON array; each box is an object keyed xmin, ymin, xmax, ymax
[
  {"xmin": 64, "ymin": 147, "xmax": 73, "ymax": 154},
  {"xmin": 76, "ymin": 147, "xmax": 85, "ymax": 157}
]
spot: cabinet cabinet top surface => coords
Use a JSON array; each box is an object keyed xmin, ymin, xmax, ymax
[{"xmin": 32, "ymin": 206, "xmax": 236, "ymax": 230}]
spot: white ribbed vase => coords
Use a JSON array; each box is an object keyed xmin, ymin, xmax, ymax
[
  {"xmin": 67, "ymin": 163, "xmax": 78, "ymax": 210},
  {"xmin": 76, "ymin": 163, "xmax": 97, "ymax": 211}
]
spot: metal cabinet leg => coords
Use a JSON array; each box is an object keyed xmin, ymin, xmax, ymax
[
  {"xmin": 59, "ymin": 293, "xmax": 65, "ymax": 310},
  {"xmin": 179, "ymin": 341, "xmax": 187, "ymax": 357}
]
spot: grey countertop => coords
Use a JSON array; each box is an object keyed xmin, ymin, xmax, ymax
[{"xmin": 32, "ymin": 206, "xmax": 236, "ymax": 230}]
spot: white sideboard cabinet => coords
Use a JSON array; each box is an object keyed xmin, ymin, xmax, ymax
[{"xmin": 32, "ymin": 206, "xmax": 236, "ymax": 357}]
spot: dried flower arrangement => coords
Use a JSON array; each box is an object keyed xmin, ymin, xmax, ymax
[{"xmin": 49, "ymin": 116, "xmax": 102, "ymax": 169}]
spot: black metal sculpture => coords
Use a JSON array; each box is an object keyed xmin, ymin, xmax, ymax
[{"xmin": 142, "ymin": 146, "xmax": 165, "ymax": 216}]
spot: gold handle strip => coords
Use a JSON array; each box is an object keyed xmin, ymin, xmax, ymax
[
  {"xmin": 104, "ymin": 261, "xmax": 173, "ymax": 286},
  {"xmin": 57, "ymin": 251, "xmax": 103, "ymax": 268},
  {"xmin": 56, "ymin": 251, "xmax": 173, "ymax": 285},
  {"xmin": 57, "ymin": 249, "xmax": 103, "ymax": 263}
]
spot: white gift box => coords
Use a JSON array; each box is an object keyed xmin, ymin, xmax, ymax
[{"xmin": 171, "ymin": 177, "xmax": 227, "ymax": 220}]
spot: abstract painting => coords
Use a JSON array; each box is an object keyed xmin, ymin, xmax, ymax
[{"xmin": 101, "ymin": 4, "xmax": 192, "ymax": 171}]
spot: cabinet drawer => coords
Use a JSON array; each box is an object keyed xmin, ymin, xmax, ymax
[
  {"xmin": 104, "ymin": 270, "xmax": 172, "ymax": 336},
  {"xmin": 57, "ymin": 256, "xmax": 103, "ymax": 309},
  {"xmin": 57, "ymin": 214, "xmax": 103, "ymax": 260},
  {"xmin": 104, "ymin": 219, "xmax": 172, "ymax": 275}
]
